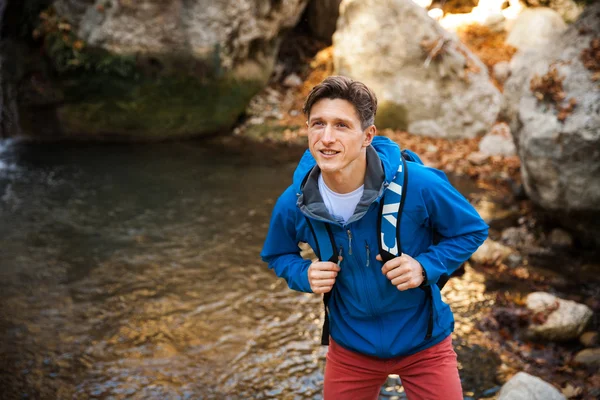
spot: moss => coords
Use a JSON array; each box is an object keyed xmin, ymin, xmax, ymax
[
  {"xmin": 53, "ymin": 74, "xmax": 263, "ymax": 139},
  {"xmin": 375, "ymin": 101, "xmax": 409, "ymax": 131}
]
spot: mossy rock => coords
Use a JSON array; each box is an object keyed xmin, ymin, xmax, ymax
[
  {"xmin": 375, "ymin": 101, "xmax": 409, "ymax": 131},
  {"xmin": 48, "ymin": 74, "xmax": 263, "ymax": 140}
]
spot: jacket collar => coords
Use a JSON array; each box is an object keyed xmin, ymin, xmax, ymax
[{"xmin": 296, "ymin": 145, "xmax": 386, "ymax": 225}]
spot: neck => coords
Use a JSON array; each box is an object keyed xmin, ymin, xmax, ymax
[{"xmin": 321, "ymin": 154, "xmax": 367, "ymax": 194}]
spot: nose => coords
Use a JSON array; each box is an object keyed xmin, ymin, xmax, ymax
[{"xmin": 321, "ymin": 124, "xmax": 335, "ymax": 145}]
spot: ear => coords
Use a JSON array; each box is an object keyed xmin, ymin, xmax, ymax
[{"xmin": 363, "ymin": 125, "xmax": 376, "ymax": 147}]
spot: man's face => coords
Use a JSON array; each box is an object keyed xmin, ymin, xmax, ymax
[{"xmin": 307, "ymin": 98, "xmax": 374, "ymax": 175}]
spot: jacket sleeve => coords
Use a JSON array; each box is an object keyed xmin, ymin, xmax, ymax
[
  {"xmin": 261, "ymin": 187, "xmax": 313, "ymax": 293},
  {"xmin": 414, "ymin": 168, "xmax": 488, "ymax": 286}
]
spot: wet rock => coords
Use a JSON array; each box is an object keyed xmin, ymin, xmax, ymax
[
  {"xmin": 479, "ymin": 123, "xmax": 516, "ymax": 156},
  {"xmin": 305, "ymin": 0, "xmax": 342, "ymax": 42},
  {"xmin": 526, "ymin": 292, "xmax": 593, "ymax": 341},
  {"xmin": 505, "ymin": 253, "xmax": 523, "ymax": 268},
  {"xmin": 282, "ymin": 73, "xmax": 303, "ymax": 88},
  {"xmin": 501, "ymin": 227, "xmax": 526, "ymax": 247},
  {"xmin": 467, "ymin": 151, "xmax": 489, "ymax": 165},
  {"xmin": 548, "ymin": 228, "xmax": 573, "ymax": 248},
  {"xmin": 506, "ymin": 8, "xmax": 567, "ymax": 51},
  {"xmin": 471, "ymin": 239, "xmax": 513, "ymax": 265},
  {"xmin": 493, "ymin": 61, "xmax": 511, "ymax": 84},
  {"xmin": 497, "ymin": 372, "xmax": 566, "ymax": 400},
  {"xmin": 333, "ymin": 0, "xmax": 501, "ymax": 138},
  {"xmin": 580, "ymin": 331, "xmax": 599, "ymax": 348},
  {"xmin": 573, "ymin": 348, "xmax": 600, "ymax": 368},
  {"xmin": 503, "ymin": 3, "xmax": 600, "ymax": 246}
]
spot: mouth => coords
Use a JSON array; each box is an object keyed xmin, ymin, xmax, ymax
[{"xmin": 319, "ymin": 149, "xmax": 341, "ymax": 156}]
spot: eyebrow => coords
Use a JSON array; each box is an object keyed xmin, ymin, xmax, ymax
[{"xmin": 309, "ymin": 116, "xmax": 355, "ymax": 127}]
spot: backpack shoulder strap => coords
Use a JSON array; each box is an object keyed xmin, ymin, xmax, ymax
[
  {"xmin": 377, "ymin": 155, "xmax": 408, "ymax": 263},
  {"xmin": 304, "ymin": 216, "xmax": 337, "ymax": 346}
]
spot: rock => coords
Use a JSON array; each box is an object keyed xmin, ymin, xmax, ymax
[
  {"xmin": 549, "ymin": 228, "xmax": 573, "ymax": 248},
  {"xmin": 333, "ymin": 0, "xmax": 502, "ymax": 139},
  {"xmin": 305, "ymin": 0, "xmax": 342, "ymax": 42},
  {"xmin": 282, "ymin": 73, "xmax": 303, "ymax": 88},
  {"xmin": 21, "ymin": 0, "xmax": 309, "ymax": 140},
  {"xmin": 479, "ymin": 122, "xmax": 516, "ymax": 156},
  {"xmin": 505, "ymin": 253, "xmax": 523, "ymax": 268},
  {"xmin": 501, "ymin": 226, "xmax": 534, "ymax": 248},
  {"xmin": 497, "ymin": 372, "xmax": 566, "ymax": 400},
  {"xmin": 471, "ymin": 239, "xmax": 513, "ymax": 265},
  {"xmin": 526, "ymin": 292, "xmax": 593, "ymax": 341},
  {"xmin": 411, "ymin": 0, "xmax": 432, "ymax": 8},
  {"xmin": 580, "ymin": 331, "xmax": 599, "ymax": 347},
  {"xmin": 506, "ymin": 8, "xmax": 567, "ymax": 51},
  {"xmin": 493, "ymin": 61, "xmax": 511, "ymax": 84},
  {"xmin": 468, "ymin": 151, "xmax": 490, "ymax": 165},
  {"xmin": 545, "ymin": 0, "xmax": 584, "ymax": 23},
  {"xmin": 573, "ymin": 348, "xmax": 600, "ymax": 368},
  {"xmin": 503, "ymin": 3, "xmax": 600, "ymax": 245}
]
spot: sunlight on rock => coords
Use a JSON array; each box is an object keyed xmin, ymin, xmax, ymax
[{"xmin": 439, "ymin": 0, "xmax": 523, "ymax": 32}]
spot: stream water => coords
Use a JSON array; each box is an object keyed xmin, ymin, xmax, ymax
[{"xmin": 1, "ymin": 138, "xmax": 590, "ymax": 399}]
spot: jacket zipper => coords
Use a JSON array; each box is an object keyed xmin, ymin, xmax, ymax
[
  {"xmin": 365, "ymin": 241, "xmax": 370, "ymax": 267},
  {"xmin": 347, "ymin": 230, "xmax": 353, "ymax": 255},
  {"xmin": 346, "ymin": 228, "xmax": 385, "ymax": 355}
]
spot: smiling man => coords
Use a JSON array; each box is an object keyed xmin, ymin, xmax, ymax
[{"xmin": 261, "ymin": 76, "xmax": 488, "ymax": 399}]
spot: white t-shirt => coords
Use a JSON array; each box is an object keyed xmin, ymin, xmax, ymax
[{"xmin": 318, "ymin": 173, "xmax": 364, "ymax": 224}]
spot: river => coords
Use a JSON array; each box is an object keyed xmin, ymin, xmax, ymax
[{"xmin": 1, "ymin": 138, "xmax": 593, "ymax": 399}]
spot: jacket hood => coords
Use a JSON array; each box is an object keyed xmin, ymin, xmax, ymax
[{"xmin": 291, "ymin": 135, "xmax": 402, "ymax": 192}]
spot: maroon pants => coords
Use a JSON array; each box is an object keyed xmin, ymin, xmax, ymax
[{"xmin": 323, "ymin": 335, "xmax": 463, "ymax": 400}]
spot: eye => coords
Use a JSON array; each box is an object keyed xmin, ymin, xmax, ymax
[
  {"xmin": 336, "ymin": 122, "xmax": 347, "ymax": 128},
  {"xmin": 312, "ymin": 121, "xmax": 324, "ymax": 127}
]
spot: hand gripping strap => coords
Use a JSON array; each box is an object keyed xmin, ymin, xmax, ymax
[{"xmin": 305, "ymin": 217, "xmax": 337, "ymax": 345}]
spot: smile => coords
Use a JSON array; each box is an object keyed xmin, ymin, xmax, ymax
[{"xmin": 320, "ymin": 149, "xmax": 340, "ymax": 156}]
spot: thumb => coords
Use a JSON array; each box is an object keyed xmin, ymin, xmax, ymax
[{"xmin": 376, "ymin": 254, "xmax": 382, "ymax": 261}]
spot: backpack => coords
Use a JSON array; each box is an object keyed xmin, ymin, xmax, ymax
[{"xmin": 306, "ymin": 149, "xmax": 448, "ymax": 345}]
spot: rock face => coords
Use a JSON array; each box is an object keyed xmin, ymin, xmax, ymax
[
  {"xmin": 526, "ymin": 292, "xmax": 593, "ymax": 341},
  {"xmin": 503, "ymin": 3, "xmax": 600, "ymax": 244},
  {"xmin": 333, "ymin": 0, "xmax": 501, "ymax": 139},
  {"xmin": 305, "ymin": 0, "xmax": 341, "ymax": 42},
  {"xmin": 498, "ymin": 372, "xmax": 566, "ymax": 400},
  {"xmin": 506, "ymin": 8, "xmax": 567, "ymax": 51},
  {"xmin": 16, "ymin": 0, "xmax": 309, "ymax": 140}
]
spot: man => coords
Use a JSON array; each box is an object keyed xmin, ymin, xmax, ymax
[{"xmin": 261, "ymin": 76, "xmax": 488, "ymax": 399}]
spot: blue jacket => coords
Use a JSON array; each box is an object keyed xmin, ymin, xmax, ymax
[{"xmin": 261, "ymin": 136, "xmax": 488, "ymax": 358}]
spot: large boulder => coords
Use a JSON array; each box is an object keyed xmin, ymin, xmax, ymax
[
  {"xmin": 14, "ymin": 0, "xmax": 309, "ymax": 140},
  {"xmin": 525, "ymin": 292, "xmax": 593, "ymax": 341},
  {"xmin": 498, "ymin": 372, "xmax": 565, "ymax": 400},
  {"xmin": 503, "ymin": 3, "xmax": 600, "ymax": 244},
  {"xmin": 333, "ymin": 0, "xmax": 502, "ymax": 139}
]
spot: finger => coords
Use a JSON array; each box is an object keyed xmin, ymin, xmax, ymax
[
  {"xmin": 312, "ymin": 278, "xmax": 336, "ymax": 287},
  {"xmin": 313, "ymin": 285, "xmax": 333, "ymax": 294},
  {"xmin": 317, "ymin": 262, "xmax": 341, "ymax": 272},
  {"xmin": 381, "ymin": 258, "xmax": 405, "ymax": 274},
  {"xmin": 396, "ymin": 280, "xmax": 417, "ymax": 291},
  {"xmin": 385, "ymin": 265, "xmax": 409, "ymax": 280},
  {"xmin": 310, "ymin": 270, "xmax": 338, "ymax": 280},
  {"xmin": 391, "ymin": 274, "xmax": 411, "ymax": 286},
  {"xmin": 376, "ymin": 254, "xmax": 382, "ymax": 261}
]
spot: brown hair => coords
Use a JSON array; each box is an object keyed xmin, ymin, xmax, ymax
[{"xmin": 302, "ymin": 76, "xmax": 378, "ymax": 130}]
